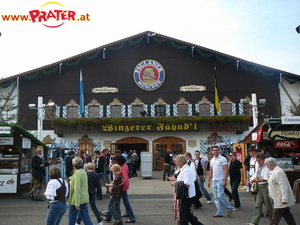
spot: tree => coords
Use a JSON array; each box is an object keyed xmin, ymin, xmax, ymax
[
  {"xmin": 287, "ymin": 90, "xmax": 300, "ymax": 116},
  {"xmin": 0, "ymin": 92, "xmax": 19, "ymax": 124}
]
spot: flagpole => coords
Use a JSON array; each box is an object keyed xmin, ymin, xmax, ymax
[
  {"xmin": 79, "ymin": 69, "xmax": 84, "ymax": 118},
  {"xmin": 214, "ymin": 65, "xmax": 220, "ymax": 115}
]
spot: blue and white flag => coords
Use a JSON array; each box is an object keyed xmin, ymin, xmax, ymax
[{"xmin": 79, "ymin": 69, "xmax": 84, "ymax": 117}]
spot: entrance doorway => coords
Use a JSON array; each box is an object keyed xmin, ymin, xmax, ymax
[
  {"xmin": 153, "ymin": 136, "xmax": 186, "ymax": 170},
  {"xmin": 114, "ymin": 137, "xmax": 148, "ymax": 170}
]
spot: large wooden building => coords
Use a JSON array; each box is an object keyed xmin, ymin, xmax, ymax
[{"xmin": 1, "ymin": 31, "xmax": 300, "ymax": 168}]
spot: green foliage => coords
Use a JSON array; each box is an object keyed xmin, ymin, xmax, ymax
[
  {"xmin": 287, "ymin": 90, "xmax": 300, "ymax": 116},
  {"xmin": 0, "ymin": 92, "xmax": 19, "ymax": 124},
  {"xmin": 51, "ymin": 115, "xmax": 251, "ymax": 127}
]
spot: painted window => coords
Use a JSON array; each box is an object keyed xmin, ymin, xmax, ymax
[
  {"xmin": 155, "ymin": 105, "xmax": 166, "ymax": 117},
  {"xmin": 221, "ymin": 103, "xmax": 232, "ymax": 116},
  {"xmin": 242, "ymin": 103, "xmax": 252, "ymax": 115},
  {"xmin": 45, "ymin": 106, "xmax": 56, "ymax": 120},
  {"xmin": 199, "ymin": 104, "xmax": 210, "ymax": 116},
  {"xmin": 132, "ymin": 105, "xmax": 143, "ymax": 117},
  {"xmin": 177, "ymin": 104, "xmax": 188, "ymax": 116},
  {"xmin": 111, "ymin": 105, "xmax": 121, "ymax": 118},
  {"xmin": 67, "ymin": 106, "xmax": 78, "ymax": 118},
  {"xmin": 89, "ymin": 105, "xmax": 100, "ymax": 118}
]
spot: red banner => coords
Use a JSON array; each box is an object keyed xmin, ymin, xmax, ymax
[{"xmin": 274, "ymin": 141, "xmax": 299, "ymax": 148}]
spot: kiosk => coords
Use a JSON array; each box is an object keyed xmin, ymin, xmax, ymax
[{"xmin": 0, "ymin": 124, "xmax": 47, "ymax": 195}]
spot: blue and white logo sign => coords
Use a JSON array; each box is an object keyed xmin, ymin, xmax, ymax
[{"xmin": 133, "ymin": 59, "xmax": 165, "ymax": 91}]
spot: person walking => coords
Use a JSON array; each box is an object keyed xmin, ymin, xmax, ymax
[
  {"xmin": 244, "ymin": 152, "xmax": 251, "ymax": 192},
  {"xmin": 68, "ymin": 157, "xmax": 94, "ymax": 225},
  {"xmin": 75, "ymin": 162, "xmax": 103, "ymax": 225},
  {"xmin": 207, "ymin": 146, "xmax": 233, "ymax": 218},
  {"xmin": 30, "ymin": 148, "xmax": 50, "ymax": 201},
  {"xmin": 44, "ymin": 167, "xmax": 68, "ymax": 225},
  {"xmin": 194, "ymin": 150, "xmax": 212, "ymax": 204},
  {"xmin": 94, "ymin": 150, "xmax": 105, "ymax": 200},
  {"xmin": 154, "ymin": 150, "xmax": 161, "ymax": 171},
  {"xmin": 228, "ymin": 152, "xmax": 244, "ymax": 211},
  {"xmin": 65, "ymin": 150, "xmax": 75, "ymax": 178},
  {"xmin": 126, "ymin": 150, "xmax": 133, "ymax": 178},
  {"xmin": 105, "ymin": 164, "xmax": 124, "ymax": 225},
  {"xmin": 246, "ymin": 153, "xmax": 273, "ymax": 225},
  {"xmin": 248, "ymin": 147, "xmax": 260, "ymax": 200},
  {"xmin": 103, "ymin": 154, "xmax": 136, "ymax": 223},
  {"xmin": 265, "ymin": 157, "xmax": 296, "ymax": 225},
  {"xmin": 131, "ymin": 150, "xmax": 139, "ymax": 177},
  {"xmin": 185, "ymin": 152, "xmax": 202, "ymax": 209},
  {"xmin": 173, "ymin": 154, "xmax": 204, "ymax": 225},
  {"xmin": 163, "ymin": 149, "xmax": 171, "ymax": 181}
]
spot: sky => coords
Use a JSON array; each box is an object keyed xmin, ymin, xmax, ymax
[{"xmin": 0, "ymin": 0, "xmax": 300, "ymax": 79}]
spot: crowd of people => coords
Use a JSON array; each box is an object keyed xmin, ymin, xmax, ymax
[
  {"xmin": 30, "ymin": 146, "xmax": 297, "ymax": 225},
  {"xmin": 163, "ymin": 146, "xmax": 297, "ymax": 225},
  {"xmin": 30, "ymin": 148, "xmax": 137, "ymax": 225}
]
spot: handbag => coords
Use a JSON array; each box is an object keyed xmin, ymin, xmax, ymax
[
  {"xmin": 175, "ymin": 181, "xmax": 188, "ymax": 199},
  {"xmin": 251, "ymin": 182, "xmax": 258, "ymax": 192}
]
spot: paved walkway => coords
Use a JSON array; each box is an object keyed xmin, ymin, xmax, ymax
[{"xmin": 0, "ymin": 171, "xmax": 299, "ymax": 225}]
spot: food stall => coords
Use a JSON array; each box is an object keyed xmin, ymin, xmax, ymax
[
  {"xmin": 0, "ymin": 124, "xmax": 47, "ymax": 195},
  {"xmin": 239, "ymin": 118, "xmax": 300, "ymax": 187}
]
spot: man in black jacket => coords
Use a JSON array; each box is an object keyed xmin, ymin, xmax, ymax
[
  {"xmin": 65, "ymin": 150, "xmax": 75, "ymax": 178},
  {"xmin": 163, "ymin": 149, "xmax": 171, "ymax": 181},
  {"xmin": 94, "ymin": 150, "xmax": 105, "ymax": 200},
  {"xmin": 29, "ymin": 148, "xmax": 48, "ymax": 201}
]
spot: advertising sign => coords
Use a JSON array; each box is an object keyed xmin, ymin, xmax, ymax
[
  {"xmin": 0, "ymin": 175, "xmax": 17, "ymax": 193},
  {"xmin": 274, "ymin": 141, "xmax": 299, "ymax": 148}
]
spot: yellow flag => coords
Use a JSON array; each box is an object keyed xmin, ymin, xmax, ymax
[{"xmin": 214, "ymin": 78, "xmax": 220, "ymax": 113}]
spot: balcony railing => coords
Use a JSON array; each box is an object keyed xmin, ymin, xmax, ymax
[{"xmin": 51, "ymin": 115, "xmax": 250, "ymax": 134}]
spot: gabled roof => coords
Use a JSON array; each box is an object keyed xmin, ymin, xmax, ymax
[{"xmin": 1, "ymin": 30, "xmax": 299, "ymax": 85}]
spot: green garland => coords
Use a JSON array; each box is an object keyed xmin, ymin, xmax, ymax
[
  {"xmin": 153, "ymin": 36, "xmax": 167, "ymax": 43},
  {"xmin": 240, "ymin": 62, "xmax": 256, "ymax": 71},
  {"xmin": 25, "ymin": 71, "xmax": 40, "ymax": 79},
  {"xmin": 65, "ymin": 57, "xmax": 82, "ymax": 67},
  {"xmin": 283, "ymin": 74, "xmax": 300, "ymax": 84},
  {"xmin": 0, "ymin": 80, "xmax": 14, "ymax": 88},
  {"xmin": 84, "ymin": 50, "xmax": 101, "ymax": 60},
  {"xmin": 169, "ymin": 41, "xmax": 189, "ymax": 50},
  {"xmin": 196, "ymin": 49, "xmax": 214, "ymax": 58},
  {"xmin": 6, "ymin": 33, "xmax": 283, "ymax": 90},
  {"xmin": 43, "ymin": 65, "xmax": 58, "ymax": 75},
  {"xmin": 258, "ymin": 68, "xmax": 274, "ymax": 77},
  {"xmin": 128, "ymin": 36, "xmax": 144, "ymax": 44},
  {"xmin": 109, "ymin": 42, "xmax": 126, "ymax": 51},
  {"xmin": 215, "ymin": 55, "xmax": 232, "ymax": 63}
]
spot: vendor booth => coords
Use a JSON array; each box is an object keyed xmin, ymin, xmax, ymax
[
  {"xmin": 0, "ymin": 124, "xmax": 47, "ymax": 195},
  {"xmin": 240, "ymin": 117, "xmax": 300, "ymax": 187}
]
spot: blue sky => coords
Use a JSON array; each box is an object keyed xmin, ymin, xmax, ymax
[{"xmin": 0, "ymin": 0, "xmax": 299, "ymax": 79}]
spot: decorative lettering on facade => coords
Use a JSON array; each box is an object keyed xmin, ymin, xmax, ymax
[
  {"xmin": 269, "ymin": 130, "xmax": 300, "ymax": 139},
  {"xmin": 102, "ymin": 123, "xmax": 197, "ymax": 133},
  {"xmin": 180, "ymin": 85, "xmax": 206, "ymax": 92},
  {"xmin": 92, "ymin": 87, "xmax": 118, "ymax": 93}
]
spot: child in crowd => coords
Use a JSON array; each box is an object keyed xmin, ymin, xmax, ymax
[{"xmin": 105, "ymin": 164, "xmax": 124, "ymax": 225}]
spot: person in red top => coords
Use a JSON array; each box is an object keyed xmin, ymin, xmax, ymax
[{"xmin": 104, "ymin": 154, "xmax": 136, "ymax": 223}]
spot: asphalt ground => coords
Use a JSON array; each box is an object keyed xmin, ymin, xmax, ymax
[{"xmin": 0, "ymin": 171, "xmax": 299, "ymax": 225}]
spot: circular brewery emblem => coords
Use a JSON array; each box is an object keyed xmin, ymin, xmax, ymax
[{"xmin": 133, "ymin": 59, "xmax": 165, "ymax": 91}]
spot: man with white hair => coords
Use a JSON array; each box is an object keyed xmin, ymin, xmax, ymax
[{"xmin": 265, "ymin": 157, "xmax": 296, "ymax": 225}]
